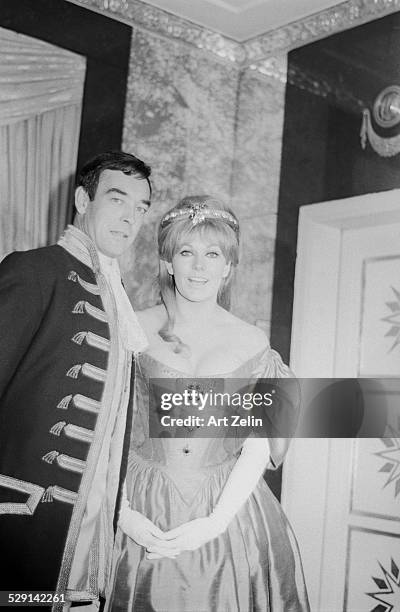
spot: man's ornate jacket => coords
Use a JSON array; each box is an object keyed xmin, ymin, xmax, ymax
[{"xmin": 0, "ymin": 236, "xmax": 133, "ymax": 608}]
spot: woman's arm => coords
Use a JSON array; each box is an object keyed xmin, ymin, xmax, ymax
[
  {"xmin": 118, "ymin": 481, "xmax": 180, "ymax": 558},
  {"xmin": 146, "ymin": 342, "xmax": 298, "ymax": 557},
  {"xmin": 210, "ymin": 437, "xmax": 270, "ymax": 528},
  {"xmin": 147, "ymin": 438, "xmax": 270, "ymax": 556}
]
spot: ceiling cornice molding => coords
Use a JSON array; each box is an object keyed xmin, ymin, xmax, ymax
[
  {"xmin": 66, "ymin": 0, "xmax": 245, "ymax": 63},
  {"xmin": 244, "ymin": 0, "xmax": 400, "ymax": 66},
  {"xmin": 67, "ymin": 0, "xmax": 400, "ymax": 71}
]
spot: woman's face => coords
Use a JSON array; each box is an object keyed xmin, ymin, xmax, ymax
[{"xmin": 166, "ymin": 233, "xmax": 231, "ymax": 304}]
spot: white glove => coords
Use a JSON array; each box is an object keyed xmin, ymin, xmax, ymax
[
  {"xmin": 119, "ymin": 484, "xmax": 180, "ymax": 559},
  {"xmin": 148, "ymin": 438, "xmax": 271, "ymax": 558},
  {"xmin": 147, "ymin": 515, "xmax": 226, "ymax": 558}
]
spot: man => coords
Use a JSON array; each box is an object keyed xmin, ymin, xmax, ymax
[{"xmin": 0, "ymin": 151, "xmax": 151, "ymax": 610}]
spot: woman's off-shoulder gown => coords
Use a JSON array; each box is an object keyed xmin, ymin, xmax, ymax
[{"xmin": 106, "ymin": 348, "xmax": 310, "ymax": 612}]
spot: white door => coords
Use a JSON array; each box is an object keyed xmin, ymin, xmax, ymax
[{"xmin": 283, "ymin": 190, "xmax": 400, "ymax": 612}]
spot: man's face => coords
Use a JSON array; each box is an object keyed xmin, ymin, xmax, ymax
[{"xmin": 75, "ymin": 169, "xmax": 151, "ymax": 257}]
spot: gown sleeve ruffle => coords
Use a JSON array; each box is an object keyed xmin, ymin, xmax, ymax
[{"xmin": 253, "ymin": 345, "xmax": 300, "ymax": 470}]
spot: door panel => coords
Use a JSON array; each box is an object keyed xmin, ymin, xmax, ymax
[{"xmin": 284, "ymin": 191, "xmax": 400, "ymax": 611}]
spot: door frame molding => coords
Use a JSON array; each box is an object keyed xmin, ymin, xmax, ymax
[{"xmin": 281, "ymin": 189, "xmax": 400, "ymax": 610}]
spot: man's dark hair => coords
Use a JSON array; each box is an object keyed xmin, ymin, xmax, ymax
[{"xmin": 76, "ymin": 150, "xmax": 152, "ymax": 201}]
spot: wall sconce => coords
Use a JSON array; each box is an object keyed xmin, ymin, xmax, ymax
[{"xmin": 360, "ymin": 85, "xmax": 400, "ymax": 157}]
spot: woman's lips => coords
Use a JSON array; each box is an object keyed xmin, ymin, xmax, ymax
[{"xmin": 188, "ymin": 277, "xmax": 208, "ymax": 284}]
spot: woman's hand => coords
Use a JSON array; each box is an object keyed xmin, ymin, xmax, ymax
[
  {"xmin": 146, "ymin": 516, "xmax": 227, "ymax": 558},
  {"xmin": 119, "ymin": 508, "xmax": 181, "ymax": 559}
]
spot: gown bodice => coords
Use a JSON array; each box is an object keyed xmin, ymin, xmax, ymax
[{"xmin": 129, "ymin": 347, "xmax": 292, "ymax": 471}]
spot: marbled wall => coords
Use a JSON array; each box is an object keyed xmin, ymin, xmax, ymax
[
  {"xmin": 120, "ymin": 25, "xmax": 287, "ymax": 330},
  {"xmin": 120, "ymin": 27, "xmax": 238, "ymax": 308},
  {"xmin": 231, "ymin": 58, "xmax": 287, "ymax": 330}
]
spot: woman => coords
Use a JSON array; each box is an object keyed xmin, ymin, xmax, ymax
[{"xmin": 106, "ymin": 196, "xmax": 309, "ymax": 611}]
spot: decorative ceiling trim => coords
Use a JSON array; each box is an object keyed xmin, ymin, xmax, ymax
[
  {"xmin": 244, "ymin": 0, "xmax": 400, "ymax": 66},
  {"xmin": 67, "ymin": 0, "xmax": 400, "ymax": 70},
  {"xmin": 66, "ymin": 0, "xmax": 245, "ymax": 63}
]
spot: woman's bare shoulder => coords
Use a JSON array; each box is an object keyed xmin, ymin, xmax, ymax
[
  {"xmin": 221, "ymin": 310, "xmax": 270, "ymax": 356},
  {"xmin": 137, "ymin": 304, "xmax": 167, "ymax": 335}
]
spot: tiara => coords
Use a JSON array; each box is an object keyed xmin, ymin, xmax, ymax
[{"xmin": 160, "ymin": 203, "xmax": 239, "ymax": 232}]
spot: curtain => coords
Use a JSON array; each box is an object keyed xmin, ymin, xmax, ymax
[{"xmin": 0, "ymin": 27, "xmax": 86, "ymax": 258}]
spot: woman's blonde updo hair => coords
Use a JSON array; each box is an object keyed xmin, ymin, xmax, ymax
[{"xmin": 157, "ymin": 195, "xmax": 240, "ymax": 352}]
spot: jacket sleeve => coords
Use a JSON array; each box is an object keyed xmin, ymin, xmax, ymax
[{"xmin": 0, "ymin": 252, "xmax": 44, "ymax": 399}]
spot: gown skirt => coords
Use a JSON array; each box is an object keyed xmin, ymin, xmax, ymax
[{"xmin": 106, "ymin": 350, "xmax": 310, "ymax": 612}]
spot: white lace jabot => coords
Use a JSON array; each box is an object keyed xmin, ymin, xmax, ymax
[{"xmin": 97, "ymin": 253, "xmax": 148, "ymax": 353}]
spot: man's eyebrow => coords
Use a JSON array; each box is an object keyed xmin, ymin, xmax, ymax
[
  {"xmin": 106, "ymin": 188, "xmax": 128, "ymax": 196},
  {"xmin": 106, "ymin": 188, "xmax": 151, "ymax": 208}
]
